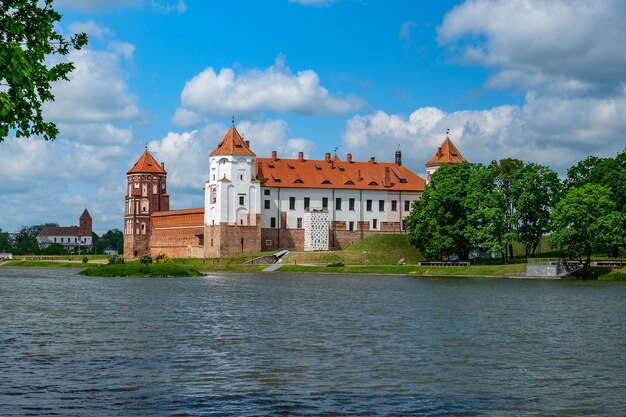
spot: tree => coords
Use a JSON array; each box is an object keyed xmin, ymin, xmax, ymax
[
  {"xmin": 0, "ymin": 0, "xmax": 87, "ymax": 142},
  {"xmin": 510, "ymin": 163, "xmax": 562, "ymax": 259},
  {"xmin": 405, "ymin": 162, "xmax": 477, "ymax": 260},
  {"xmin": 465, "ymin": 165, "xmax": 508, "ymax": 262},
  {"xmin": 42, "ymin": 242, "xmax": 65, "ymax": 255},
  {"xmin": 549, "ymin": 184, "xmax": 623, "ymax": 274},
  {"xmin": 13, "ymin": 223, "xmax": 58, "ymax": 255},
  {"xmin": 489, "ymin": 158, "xmax": 524, "ymax": 261},
  {"xmin": 0, "ymin": 227, "xmax": 10, "ymax": 252}
]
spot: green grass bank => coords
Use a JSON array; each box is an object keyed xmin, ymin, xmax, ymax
[{"xmin": 79, "ymin": 263, "xmax": 203, "ymax": 277}]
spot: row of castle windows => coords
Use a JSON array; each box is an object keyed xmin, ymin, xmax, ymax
[
  {"xmin": 267, "ymin": 217, "xmax": 379, "ymax": 231},
  {"xmin": 262, "ymin": 197, "xmax": 413, "ymax": 212}
]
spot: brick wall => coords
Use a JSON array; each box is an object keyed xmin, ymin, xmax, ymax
[
  {"xmin": 149, "ymin": 209, "xmax": 204, "ymax": 258},
  {"xmin": 204, "ymin": 220, "xmax": 262, "ymax": 257}
]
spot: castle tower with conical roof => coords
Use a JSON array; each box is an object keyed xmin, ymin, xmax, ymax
[
  {"xmin": 425, "ymin": 135, "xmax": 465, "ymax": 184},
  {"xmin": 203, "ymin": 123, "xmax": 262, "ymax": 257},
  {"xmin": 124, "ymin": 149, "xmax": 170, "ymax": 258}
]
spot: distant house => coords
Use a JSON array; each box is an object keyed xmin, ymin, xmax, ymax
[
  {"xmin": 0, "ymin": 252, "xmax": 12, "ymax": 260},
  {"xmin": 37, "ymin": 209, "xmax": 94, "ymax": 252},
  {"xmin": 104, "ymin": 247, "xmax": 119, "ymax": 255}
]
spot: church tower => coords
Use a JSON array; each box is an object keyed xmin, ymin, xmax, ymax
[
  {"xmin": 425, "ymin": 134, "xmax": 465, "ymax": 184},
  {"xmin": 123, "ymin": 149, "xmax": 169, "ymax": 258},
  {"xmin": 204, "ymin": 123, "xmax": 261, "ymax": 257},
  {"xmin": 79, "ymin": 208, "xmax": 93, "ymax": 246}
]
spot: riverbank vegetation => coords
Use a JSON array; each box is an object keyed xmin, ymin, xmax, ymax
[
  {"xmin": 80, "ymin": 263, "xmax": 202, "ymax": 277},
  {"xmin": 404, "ymin": 151, "xmax": 626, "ymax": 277}
]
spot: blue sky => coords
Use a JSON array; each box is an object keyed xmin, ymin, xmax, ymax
[{"xmin": 1, "ymin": 0, "xmax": 625, "ymax": 234}]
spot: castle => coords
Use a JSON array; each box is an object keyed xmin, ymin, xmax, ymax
[{"xmin": 123, "ymin": 124, "xmax": 464, "ymax": 258}]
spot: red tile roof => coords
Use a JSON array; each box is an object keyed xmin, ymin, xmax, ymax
[
  {"xmin": 426, "ymin": 137, "xmax": 465, "ymax": 166},
  {"xmin": 210, "ymin": 126, "xmax": 255, "ymax": 156},
  {"xmin": 39, "ymin": 226, "xmax": 80, "ymax": 237},
  {"xmin": 152, "ymin": 208, "xmax": 205, "ymax": 217},
  {"xmin": 127, "ymin": 150, "xmax": 166, "ymax": 174},
  {"xmin": 256, "ymin": 155, "xmax": 424, "ymax": 191}
]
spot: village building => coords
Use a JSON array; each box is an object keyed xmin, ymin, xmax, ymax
[
  {"xmin": 37, "ymin": 209, "xmax": 93, "ymax": 251},
  {"xmin": 123, "ymin": 125, "xmax": 464, "ymax": 258}
]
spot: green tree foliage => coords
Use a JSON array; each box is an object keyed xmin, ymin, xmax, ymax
[
  {"xmin": 42, "ymin": 242, "xmax": 65, "ymax": 255},
  {"xmin": 405, "ymin": 162, "xmax": 477, "ymax": 260},
  {"xmin": 549, "ymin": 184, "xmax": 623, "ymax": 273},
  {"xmin": 93, "ymin": 229, "xmax": 124, "ymax": 254},
  {"xmin": 0, "ymin": 228, "xmax": 10, "ymax": 252},
  {"xmin": 510, "ymin": 163, "xmax": 562, "ymax": 259},
  {"xmin": 0, "ymin": 0, "xmax": 87, "ymax": 141},
  {"xmin": 13, "ymin": 223, "xmax": 58, "ymax": 255},
  {"xmin": 489, "ymin": 158, "xmax": 524, "ymax": 261}
]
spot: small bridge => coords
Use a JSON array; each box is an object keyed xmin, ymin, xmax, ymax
[{"xmin": 245, "ymin": 250, "xmax": 289, "ymax": 265}]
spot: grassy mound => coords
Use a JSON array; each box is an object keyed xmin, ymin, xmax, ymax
[{"xmin": 79, "ymin": 263, "xmax": 202, "ymax": 277}]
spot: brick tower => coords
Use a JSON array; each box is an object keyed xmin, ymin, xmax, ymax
[
  {"xmin": 124, "ymin": 149, "xmax": 169, "ymax": 258},
  {"xmin": 79, "ymin": 208, "xmax": 93, "ymax": 247}
]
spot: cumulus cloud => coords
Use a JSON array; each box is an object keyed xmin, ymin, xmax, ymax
[
  {"xmin": 147, "ymin": 120, "xmax": 316, "ymax": 207},
  {"xmin": 438, "ymin": 0, "xmax": 626, "ymax": 96},
  {"xmin": 174, "ymin": 57, "xmax": 363, "ymax": 124},
  {"xmin": 399, "ymin": 20, "xmax": 416, "ymax": 43},
  {"xmin": 342, "ymin": 92, "xmax": 626, "ymax": 175}
]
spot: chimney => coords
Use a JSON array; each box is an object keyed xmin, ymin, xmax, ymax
[
  {"xmin": 298, "ymin": 151, "xmax": 304, "ymax": 161},
  {"xmin": 346, "ymin": 153, "xmax": 352, "ymax": 163},
  {"xmin": 161, "ymin": 162, "xmax": 165, "ymax": 170},
  {"xmin": 245, "ymin": 140, "xmax": 250, "ymax": 148},
  {"xmin": 272, "ymin": 150, "xmax": 277, "ymax": 161},
  {"xmin": 395, "ymin": 147, "xmax": 402, "ymax": 166},
  {"xmin": 256, "ymin": 162, "xmax": 265, "ymax": 180},
  {"xmin": 384, "ymin": 166, "xmax": 391, "ymax": 187},
  {"xmin": 369, "ymin": 156, "xmax": 376, "ymax": 163},
  {"xmin": 325, "ymin": 152, "xmax": 331, "ymax": 162},
  {"xmin": 357, "ymin": 169, "xmax": 362, "ymax": 180}
]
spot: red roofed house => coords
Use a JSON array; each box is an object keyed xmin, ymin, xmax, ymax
[
  {"xmin": 37, "ymin": 209, "xmax": 93, "ymax": 252},
  {"xmin": 124, "ymin": 125, "xmax": 464, "ymax": 258}
]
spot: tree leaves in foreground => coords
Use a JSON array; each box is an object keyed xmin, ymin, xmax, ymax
[
  {"xmin": 0, "ymin": 0, "xmax": 87, "ymax": 142},
  {"xmin": 549, "ymin": 184, "xmax": 623, "ymax": 273}
]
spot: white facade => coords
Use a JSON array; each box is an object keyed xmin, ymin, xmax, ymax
[
  {"xmin": 304, "ymin": 210, "xmax": 330, "ymax": 251},
  {"xmin": 205, "ymin": 154, "xmax": 260, "ymax": 226},
  {"xmin": 37, "ymin": 233, "xmax": 92, "ymax": 248},
  {"xmin": 260, "ymin": 187, "xmax": 421, "ymax": 231}
]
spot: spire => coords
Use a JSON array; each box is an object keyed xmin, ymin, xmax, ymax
[
  {"xmin": 127, "ymin": 149, "xmax": 167, "ymax": 174},
  {"xmin": 210, "ymin": 124, "xmax": 256, "ymax": 156},
  {"xmin": 395, "ymin": 144, "xmax": 402, "ymax": 166}
]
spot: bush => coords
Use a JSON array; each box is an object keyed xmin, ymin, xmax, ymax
[
  {"xmin": 108, "ymin": 255, "xmax": 125, "ymax": 265},
  {"xmin": 327, "ymin": 261, "xmax": 345, "ymax": 267},
  {"xmin": 82, "ymin": 257, "xmax": 89, "ymax": 264},
  {"xmin": 155, "ymin": 254, "xmax": 172, "ymax": 264},
  {"xmin": 139, "ymin": 254, "xmax": 152, "ymax": 264}
]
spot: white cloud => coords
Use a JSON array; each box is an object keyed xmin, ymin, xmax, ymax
[
  {"xmin": 342, "ymin": 92, "xmax": 626, "ymax": 175},
  {"xmin": 288, "ymin": 0, "xmax": 336, "ymax": 7},
  {"xmin": 57, "ymin": 0, "xmax": 185, "ymax": 13},
  {"xmin": 399, "ymin": 21, "xmax": 416, "ymax": 43},
  {"xmin": 147, "ymin": 120, "xmax": 316, "ymax": 208},
  {"xmin": 438, "ymin": 0, "xmax": 626, "ymax": 96},
  {"xmin": 175, "ymin": 57, "xmax": 363, "ymax": 124},
  {"xmin": 69, "ymin": 20, "xmax": 112, "ymax": 41}
]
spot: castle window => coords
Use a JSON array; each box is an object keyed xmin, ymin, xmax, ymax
[
  {"xmin": 366, "ymin": 200, "xmax": 372, "ymax": 211},
  {"xmin": 336, "ymin": 198, "xmax": 342, "ymax": 210},
  {"xmin": 404, "ymin": 200, "xmax": 410, "ymax": 211},
  {"xmin": 304, "ymin": 197, "xmax": 310, "ymax": 210},
  {"xmin": 210, "ymin": 187, "xmax": 217, "ymax": 204},
  {"xmin": 271, "ymin": 217, "xmax": 276, "ymax": 228},
  {"xmin": 315, "ymin": 164, "xmax": 322, "ymax": 170},
  {"xmin": 294, "ymin": 179, "xmax": 303, "ymax": 184},
  {"xmin": 349, "ymin": 198, "xmax": 355, "ymax": 211},
  {"xmin": 322, "ymin": 197, "xmax": 328, "ymax": 209},
  {"xmin": 239, "ymin": 195, "xmax": 245, "ymax": 205},
  {"xmin": 153, "ymin": 184, "xmax": 157, "ymax": 194},
  {"xmin": 373, "ymin": 219, "xmax": 378, "ymax": 229},
  {"xmin": 266, "ymin": 239, "xmax": 272, "ymax": 246},
  {"xmin": 297, "ymin": 217, "xmax": 302, "ymax": 228},
  {"xmin": 264, "ymin": 189, "xmax": 270, "ymax": 196},
  {"xmin": 369, "ymin": 181, "xmax": 378, "ymax": 186},
  {"xmin": 240, "ymin": 174, "xmax": 244, "ymax": 180},
  {"xmin": 289, "ymin": 197, "xmax": 295, "ymax": 210},
  {"xmin": 288, "ymin": 163, "xmax": 295, "ymax": 169},
  {"xmin": 349, "ymin": 221, "xmax": 354, "ymax": 231},
  {"xmin": 264, "ymin": 200, "xmax": 270, "ymax": 209},
  {"xmin": 61, "ymin": 238, "xmax": 64, "ymax": 242},
  {"xmin": 379, "ymin": 200, "xmax": 385, "ymax": 212},
  {"xmin": 391, "ymin": 200, "xmax": 397, "ymax": 211}
]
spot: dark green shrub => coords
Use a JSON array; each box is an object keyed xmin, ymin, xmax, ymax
[
  {"xmin": 139, "ymin": 254, "xmax": 152, "ymax": 264},
  {"xmin": 82, "ymin": 257, "xmax": 89, "ymax": 264},
  {"xmin": 327, "ymin": 261, "xmax": 345, "ymax": 267},
  {"xmin": 108, "ymin": 255, "xmax": 125, "ymax": 265}
]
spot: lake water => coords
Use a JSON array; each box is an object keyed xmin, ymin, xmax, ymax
[{"xmin": 1, "ymin": 268, "xmax": 625, "ymax": 416}]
